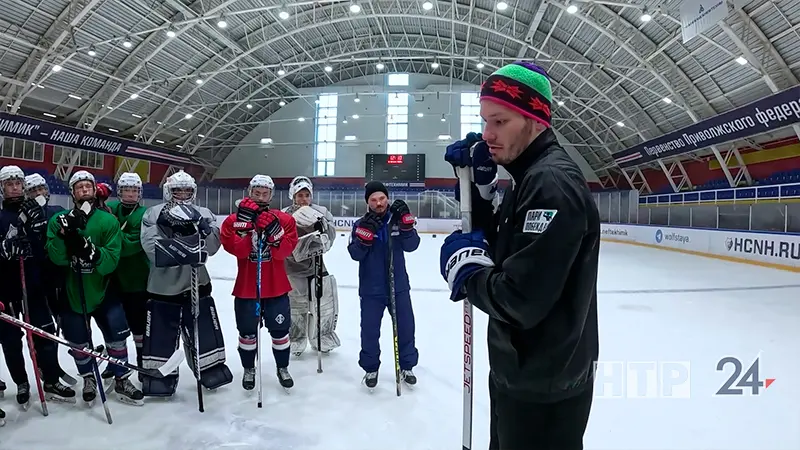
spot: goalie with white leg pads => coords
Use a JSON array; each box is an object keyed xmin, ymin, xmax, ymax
[
  {"xmin": 140, "ymin": 170, "xmax": 233, "ymax": 397},
  {"xmin": 220, "ymin": 175, "xmax": 299, "ymax": 391},
  {"xmin": 282, "ymin": 176, "xmax": 340, "ymax": 356}
]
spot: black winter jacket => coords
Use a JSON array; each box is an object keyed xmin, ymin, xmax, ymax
[{"xmin": 465, "ymin": 127, "xmax": 600, "ymax": 403}]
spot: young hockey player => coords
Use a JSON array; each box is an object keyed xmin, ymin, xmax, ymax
[
  {"xmin": 281, "ymin": 176, "xmax": 340, "ymax": 356},
  {"xmin": 140, "ymin": 170, "xmax": 233, "ymax": 397},
  {"xmin": 102, "ymin": 173, "xmax": 149, "ymax": 379},
  {"xmin": 347, "ymin": 181, "xmax": 420, "ymax": 390},
  {"xmin": 46, "ymin": 170, "xmax": 144, "ymax": 406},
  {"xmin": 0, "ymin": 166, "xmax": 77, "ymax": 408},
  {"xmin": 220, "ymin": 175, "xmax": 299, "ymax": 390}
]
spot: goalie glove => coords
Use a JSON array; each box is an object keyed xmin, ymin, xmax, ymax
[{"xmin": 292, "ymin": 205, "xmax": 324, "ymax": 228}]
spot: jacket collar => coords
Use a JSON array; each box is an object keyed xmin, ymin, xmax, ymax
[{"xmin": 503, "ymin": 127, "xmax": 558, "ymax": 183}]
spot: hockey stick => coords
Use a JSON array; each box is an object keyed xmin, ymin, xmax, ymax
[
  {"xmin": 256, "ymin": 230, "xmax": 264, "ymax": 409},
  {"xmin": 0, "ymin": 305, "xmax": 182, "ymax": 378},
  {"xmin": 386, "ymin": 218, "xmax": 401, "ymax": 397},
  {"xmin": 314, "ymin": 253, "xmax": 323, "ymax": 373},
  {"xmin": 19, "ymin": 256, "xmax": 48, "ymax": 416},
  {"xmin": 74, "ymin": 262, "xmax": 113, "ymax": 424},
  {"xmin": 190, "ymin": 237, "xmax": 204, "ymax": 413},
  {"xmin": 456, "ymin": 161, "xmax": 475, "ymax": 450}
]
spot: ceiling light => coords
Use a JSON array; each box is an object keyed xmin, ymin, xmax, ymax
[
  {"xmin": 156, "ymin": 139, "xmax": 165, "ymax": 144},
  {"xmin": 176, "ymin": 145, "xmax": 182, "ymax": 148},
  {"xmin": 441, "ymin": 114, "xmax": 446, "ymax": 122},
  {"xmin": 422, "ymin": 1, "xmax": 433, "ymax": 10},
  {"xmin": 133, "ymin": 134, "xmax": 138, "ymax": 138},
  {"xmin": 122, "ymin": 38, "xmax": 132, "ymax": 48},
  {"xmin": 51, "ymin": 64, "xmax": 62, "ymax": 72},
  {"xmin": 736, "ymin": 56, "xmax": 748, "ymax": 65},
  {"xmin": 108, "ymin": 128, "xmax": 119, "ymax": 132},
  {"xmin": 217, "ymin": 18, "xmax": 227, "ymax": 28},
  {"xmin": 195, "ymin": 78, "xmax": 203, "ymax": 84},
  {"xmin": 246, "ymin": 103, "xmax": 252, "ymax": 109},
  {"xmin": 662, "ymin": 97, "xmax": 672, "ymax": 104},
  {"xmin": 279, "ymin": 10, "xmax": 290, "ymax": 20},
  {"xmin": 277, "ymin": 68, "xmax": 286, "ymax": 76},
  {"xmin": 260, "ymin": 138, "xmax": 273, "ymax": 144},
  {"xmin": 279, "ymin": 100, "xmax": 286, "ymax": 106},
  {"xmin": 198, "ymin": 134, "xmax": 205, "ymax": 138},
  {"xmin": 438, "ymin": 134, "xmax": 452, "ymax": 140},
  {"xmin": 376, "ymin": 62, "xmax": 385, "ymax": 70},
  {"xmin": 344, "ymin": 135, "xmax": 357, "ymax": 141},
  {"xmin": 324, "ymin": 64, "xmax": 333, "ymax": 72},
  {"xmin": 298, "ymin": 117, "xmax": 305, "ymax": 122},
  {"xmin": 342, "ymin": 117, "xmax": 348, "ymax": 123},
  {"xmin": 431, "ymin": 61, "xmax": 439, "ymax": 69},
  {"xmin": 185, "ymin": 113, "xmax": 193, "ymax": 119},
  {"xmin": 640, "ymin": 12, "xmax": 652, "ymax": 22},
  {"xmin": 43, "ymin": 113, "xmax": 57, "ymax": 118},
  {"xmin": 87, "ymin": 46, "xmax": 96, "ymax": 57},
  {"xmin": 106, "ymin": 106, "xmax": 113, "ymax": 110},
  {"xmin": 166, "ymin": 29, "xmax": 176, "ymax": 38},
  {"xmin": 557, "ymin": 100, "xmax": 565, "ymax": 106},
  {"xmin": 129, "ymin": 93, "xmax": 138, "ymax": 99},
  {"xmin": 416, "ymin": 112, "xmax": 424, "ymax": 117},
  {"xmin": 476, "ymin": 62, "xmax": 485, "ymax": 69},
  {"xmin": 354, "ymin": 95, "xmax": 360, "ymax": 103},
  {"xmin": 496, "ymin": 1, "xmax": 508, "ymax": 11},
  {"xmin": 349, "ymin": 3, "xmax": 361, "ymax": 13},
  {"xmin": 616, "ymin": 121, "xmax": 624, "ymax": 127},
  {"xmin": 352, "ymin": 114, "xmax": 360, "ymax": 119},
  {"xmin": 132, "ymin": 113, "xmax": 142, "ymax": 118},
  {"xmin": 68, "ymin": 94, "xmax": 82, "ymax": 100},
  {"xmin": 567, "ymin": 4, "xmax": 578, "ymax": 14},
  {"xmin": 157, "ymin": 121, "xmax": 162, "ymax": 124},
  {"xmin": 179, "ymin": 128, "xmax": 187, "ymax": 132}
]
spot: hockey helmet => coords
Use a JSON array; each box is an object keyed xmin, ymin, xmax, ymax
[
  {"xmin": 117, "ymin": 172, "xmax": 143, "ymax": 205},
  {"xmin": 24, "ymin": 173, "xmax": 49, "ymax": 200},
  {"xmin": 288, "ymin": 175, "xmax": 313, "ymax": 200},
  {"xmin": 248, "ymin": 174, "xmax": 274, "ymax": 206},
  {"xmin": 163, "ymin": 170, "xmax": 196, "ymax": 204},
  {"xmin": 0, "ymin": 165, "xmax": 25, "ymax": 200}
]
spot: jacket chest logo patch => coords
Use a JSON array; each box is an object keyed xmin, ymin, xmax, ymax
[{"xmin": 523, "ymin": 209, "xmax": 557, "ymax": 234}]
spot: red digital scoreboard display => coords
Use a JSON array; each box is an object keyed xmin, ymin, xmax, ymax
[{"xmin": 365, "ymin": 153, "xmax": 425, "ymax": 187}]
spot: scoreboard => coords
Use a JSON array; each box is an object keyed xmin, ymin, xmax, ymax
[{"xmin": 364, "ymin": 153, "xmax": 426, "ymax": 188}]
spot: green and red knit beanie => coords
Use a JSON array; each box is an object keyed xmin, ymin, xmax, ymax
[{"xmin": 479, "ymin": 61, "xmax": 553, "ymax": 127}]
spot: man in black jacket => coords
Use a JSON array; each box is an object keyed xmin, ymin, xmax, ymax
[{"xmin": 440, "ymin": 61, "xmax": 600, "ymax": 450}]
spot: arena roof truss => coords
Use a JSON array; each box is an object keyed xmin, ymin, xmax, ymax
[{"xmin": 1, "ymin": 0, "xmax": 799, "ymax": 190}]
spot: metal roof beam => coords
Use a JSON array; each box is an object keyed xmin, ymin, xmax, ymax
[{"xmin": 517, "ymin": 0, "xmax": 549, "ymax": 58}]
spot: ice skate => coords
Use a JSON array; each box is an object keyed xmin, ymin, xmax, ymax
[
  {"xmin": 16, "ymin": 382, "xmax": 30, "ymax": 411},
  {"xmin": 242, "ymin": 368, "xmax": 256, "ymax": 391},
  {"xmin": 363, "ymin": 371, "xmax": 378, "ymax": 391},
  {"xmin": 39, "ymin": 367, "xmax": 78, "ymax": 387},
  {"xmin": 44, "ymin": 380, "xmax": 77, "ymax": 404},
  {"xmin": 0, "ymin": 378, "xmax": 5, "ymax": 398},
  {"xmin": 401, "ymin": 369, "xmax": 417, "ymax": 386},
  {"xmin": 114, "ymin": 375, "xmax": 144, "ymax": 406},
  {"xmin": 277, "ymin": 367, "xmax": 293, "ymax": 391},
  {"xmin": 82, "ymin": 374, "xmax": 97, "ymax": 406}
]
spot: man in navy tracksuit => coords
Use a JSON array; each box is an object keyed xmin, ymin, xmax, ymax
[{"xmin": 348, "ymin": 181, "xmax": 420, "ymax": 390}]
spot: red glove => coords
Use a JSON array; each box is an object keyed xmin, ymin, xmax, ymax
[
  {"xmin": 257, "ymin": 212, "xmax": 283, "ymax": 244},
  {"xmin": 96, "ymin": 183, "xmax": 111, "ymax": 200},
  {"xmin": 237, "ymin": 197, "xmax": 260, "ymax": 223}
]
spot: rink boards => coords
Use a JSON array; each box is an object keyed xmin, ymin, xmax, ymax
[{"xmin": 323, "ymin": 216, "xmax": 800, "ymax": 272}]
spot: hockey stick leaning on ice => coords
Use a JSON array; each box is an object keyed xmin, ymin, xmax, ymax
[{"xmin": 0, "ymin": 302, "xmax": 184, "ymax": 379}]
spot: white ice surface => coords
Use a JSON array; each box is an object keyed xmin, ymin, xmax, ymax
[{"xmin": 0, "ymin": 235, "xmax": 798, "ymax": 449}]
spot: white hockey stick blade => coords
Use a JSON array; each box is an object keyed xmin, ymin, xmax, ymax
[{"xmin": 158, "ymin": 348, "xmax": 186, "ymax": 376}]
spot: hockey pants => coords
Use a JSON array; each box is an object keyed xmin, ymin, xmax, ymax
[
  {"xmin": 488, "ymin": 376, "xmax": 594, "ymax": 450},
  {"xmin": 0, "ymin": 295, "xmax": 64, "ymax": 385},
  {"xmin": 288, "ymin": 273, "xmax": 340, "ymax": 355},
  {"xmin": 141, "ymin": 285, "xmax": 232, "ymax": 397},
  {"xmin": 235, "ymin": 295, "xmax": 290, "ymax": 369},
  {"xmin": 358, "ymin": 290, "xmax": 418, "ymax": 373},
  {"xmin": 60, "ymin": 298, "xmax": 131, "ymax": 379}
]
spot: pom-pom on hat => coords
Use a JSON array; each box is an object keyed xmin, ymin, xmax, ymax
[{"xmin": 479, "ymin": 61, "xmax": 553, "ymax": 127}]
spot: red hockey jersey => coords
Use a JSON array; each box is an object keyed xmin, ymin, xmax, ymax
[{"xmin": 219, "ymin": 210, "xmax": 298, "ymax": 299}]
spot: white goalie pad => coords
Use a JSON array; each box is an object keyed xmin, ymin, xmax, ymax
[
  {"xmin": 287, "ymin": 274, "xmax": 340, "ymax": 355},
  {"xmin": 291, "ymin": 232, "xmax": 330, "ymax": 263}
]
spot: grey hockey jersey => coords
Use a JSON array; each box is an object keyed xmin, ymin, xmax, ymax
[
  {"xmin": 282, "ymin": 203, "xmax": 336, "ymax": 278},
  {"xmin": 140, "ymin": 202, "xmax": 221, "ymax": 296}
]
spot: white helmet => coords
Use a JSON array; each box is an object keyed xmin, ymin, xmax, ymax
[
  {"xmin": 163, "ymin": 170, "xmax": 196, "ymax": 204},
  {"xmin": 24, "ymin": 174, "xmax": 49, "ymax": 199},
  {"xmin": 117, "ymin": 172, "xmax": 143, "ymax": 204},
  {"xmin": 289, "ymin": 175, "xmax": 313, "ymax": 201},
  {"xmin": 0, "ymin": 165, "xmax": 25, "ymax": 184},
  {"xmin": 69, "ymin": 170, "xmax": 95, "ymax": 191},
  {"xmin": 248, "ymin": 174, "xmax": 274, "ymax": 205}
]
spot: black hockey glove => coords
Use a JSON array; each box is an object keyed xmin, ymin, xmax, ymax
[
  {"xmin": 354, "ymin": 211, "xmax": 382, "ymax": 245},
  {"xmin": 1, "ymin": 236, "xmax": 32, "ymax": 260},
  {"xmin": 59, "ymin": 208, "xmax": 88, "ymax": 235},
  {"xmin": 19, "ymin": 198, "xmax": 47, "ymax": 233},
  {"xmin": 158, "ymin": 203, "xmax": 202, "ymax": 237},
  {"xmin": 313, "ymin": 217, "xmax": 326, "ymax": 234},
  {"xmin": 73, "ymin": 238, "xmax": 101, "ymax": 264},
  {"xmin": 389, "ymin": 199, "xmax": 415, "ymax": 232},
  {"xmin": 197, "ymin": 217, "xmax": 213, "ymax": 239}
]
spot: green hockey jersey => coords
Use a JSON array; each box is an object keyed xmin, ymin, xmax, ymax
[
  {"xmin": 46, "ymin": 207, "xmax": 122, "ymax": 314},
  {"xmin": 106, "ymin": 200, "xmax": 150, "ymax": 293}
]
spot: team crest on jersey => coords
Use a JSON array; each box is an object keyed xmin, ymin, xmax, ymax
[
  {"xmin": 523, "ymin": 209, "xmax": 557, "ymax": 234},
  {"xmin": 248, "ymin": 232, "xmax": 272, "ymax": 262},
  {"xmin": 275, "ymin": 314, "xmax": 285, "ymax": 324}
]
